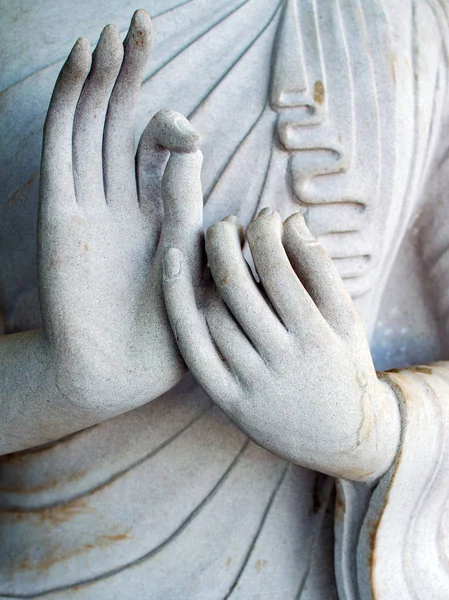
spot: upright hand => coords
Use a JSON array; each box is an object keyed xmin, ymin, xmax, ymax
[{"xmin": 38, "ymin": 10, "xmax": 203, "ymax": 412}]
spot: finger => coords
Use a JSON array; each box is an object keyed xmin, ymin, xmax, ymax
[
  {"xmin": 205, "ymin": 217, "xmax": 289, "ymax": 361},
  {"xmin": 283, "ymin": 212, "xmax": 362, "ymax": 340},
  {"xmin": 205, "ymin": 294, "xmax": 264, "ymax": 385},
  {"xmin": 73, "ymin": 24, "xmax": 123, "ymax": 207},
  {"xmin": 41, "ymin": 38, "xmax": 91, "ymax": 210},
  {"xmin": 163, "ymin": 248, "xmax": 238, "ymax": 402},
  {"xmin": 156, "ymin": 143, "xmax": 204, "ymax": 288},
  {"xmin": 246, "ymin": 208, "xmax": 327, "ymax": 337},
  {"xmin": 104, "ymin": 9, "xmax": 152, "ymax": 207},
  {"xmin": 137, "ymin": 110, "xmax": 202, "ymax": 258}
]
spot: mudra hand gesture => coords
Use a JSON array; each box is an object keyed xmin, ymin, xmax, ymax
[
  {"xmin": 163, "ymin": 209, "xmax": 401, "ymax": 481},
  {"xmin": 0, "ymin": 11, "xmax": 204, "ymax": 453},
  {"xmin": 39, "ymin": 11, "xmax": 204, "ymax": 406}
]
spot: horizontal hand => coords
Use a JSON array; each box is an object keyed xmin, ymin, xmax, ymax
[{"xmin": 163, "ymin": 210, "xmax": 401, "ymax": 481}]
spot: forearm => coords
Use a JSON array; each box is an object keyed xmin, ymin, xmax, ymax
[{"xmin": 0, "ymin": 330, "xmax": 82, "ymax": 454}]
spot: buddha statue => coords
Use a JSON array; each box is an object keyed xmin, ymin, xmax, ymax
[{"xmin": 1, "ymin": 1, "xmax": 449, "ymax": 598}]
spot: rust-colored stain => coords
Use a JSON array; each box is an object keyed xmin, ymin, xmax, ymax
[
  {"xmin": 367, "ymin": 441, "xmax": 403, "ymax": 598},
  {"xmin": 0, "ymin": 429, "xmax": 93, "ymax": 465},
  {"xmin": 100, "ymin": 533, "xmax": 131, "ymax": 542},
  {"xmin": 255, "ymin": 559, "xmax": 267, "ymax": 573},
  {"xmin": 35, "ymin": 497, "xmax": 93, "ymax": 526},
  {"xmin": 83, "ymin": 244, "xmax": 89, "ymax": 252},
  {"xmin": 386, "ymin": 365, "xmax": 433, "ymax": 376},
  {"xmin": 0, "ymin": 469, "xmax": 87, "ymax": 494},
  {"xmin": 220, "ymin": 273, "xmax": 229, "ymax": 285},
  {"xmin": 313, "ymin": 80, "xmax": 325, "ymax": 105},
  {"xmin": 134, "ymin": 30, "xmax": 144, "ymax": 46},
  {"xmin": 367, "ymin": 516, "xmax": 380, "ymax": 584},
  {"xmin": 408, "ymin": 365, "xmax": 433, "ymax": 375},
  {"xmin": 225, "ymin": 556, "xmax": 232, "ymax": 568},
  {"xmin": 12, "ymin": 529, "xmax": 133, "ymax": 574},
  {"xmin": 390, "ymin": 53, "xmax": 397, "ymax": 85}
]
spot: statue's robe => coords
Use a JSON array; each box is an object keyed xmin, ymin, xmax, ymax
[{"xmin": 1, "ymin": 1, "xmax": 449, "ymax": 598}]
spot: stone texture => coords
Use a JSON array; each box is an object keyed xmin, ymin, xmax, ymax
[{"xmin": 1, "ymin": 2, "xmax": 449, "ymax": 598}]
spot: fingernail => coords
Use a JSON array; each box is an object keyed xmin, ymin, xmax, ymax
[
  {"xmin": 164, "ymin": 248, "xmax": 181, "ymax": 279},
  {"xmin": 258, "ymin": 207, "xmax": 273, "ymax": 217},
  {"xmin": 293, "ymin": 214, "xmax": 315, "ymax": 241},
  {"xmin": 174, "ymin": 114, "xmax": 194, "ymax": 134}
]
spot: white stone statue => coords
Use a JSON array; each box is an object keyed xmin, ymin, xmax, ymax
[{"xmin": 1, "ymin": 2, "xmax": 449, "ymax": 598}]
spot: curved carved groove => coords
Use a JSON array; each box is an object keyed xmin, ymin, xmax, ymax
[{"xmin": 0, "ymin": 441, "xmax": 251, "ymax": 598}]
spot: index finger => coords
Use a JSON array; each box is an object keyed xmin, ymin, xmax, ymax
[{"xmin": 41, "ymin": 38, "xmax": 91, "ymax": 210}]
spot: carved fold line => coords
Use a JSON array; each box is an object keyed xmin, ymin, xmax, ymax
[
  {"xmin": 0, "ymin": 0, "xmax": 197, "ymax": 98},
  {"xmin": 223, "ymin": 462, "xmax": 290, "ymax": 600},
  {"xmin": 0, "ymin": 406, "xmax": 212, "ymax": 513},
  {"xmin": 295, "ymin": 476, "xmax": 335, "ymax": 599},
  {"xmin": 385, "ymin": 0, "xmax": 418, "ymax": 242},
  {"xmin": 250, "ymin": 140, "xmax": 276, "ymax": 222},
  {"xmin": 142, "ymin": 0, "xmax": 253, "ymax": 85},
  {"xmin": 0, "ymin": 0, "xmax": 266, "ymax": 217},
  {"xmin": 333, "ymin": 0, "xmax": 355, "ymax": 171},
  {"xmin": 204, "ymin": 103, "xmax": 271, "ymax": 206},
  {"xmin": 359, "ymin": 0, "xmax": 382, "ymax": 204},
  {"xmin": 416, "ymin": 3, "xmax": 446, "ymax": 181},
  {"xmin": 0, "ymin": 439, "xmax": 251, "ymax": 599},
  {"xmin": 187, "ymin": 0, "xmax": 285, "ymax": 122}
]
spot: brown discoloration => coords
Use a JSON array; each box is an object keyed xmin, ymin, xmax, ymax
[
  {"xmin": 100, "ymin": 532, "xmax": 131, "ymax": 542},
  {"xmin": 390, "ymin": 53, "xmax": 397, "ymax": 85},
  {"xmin": 226, "ymin": 556, "xmax": 232, "ymax": 568},
  {"xmin": 134, "ymin": 30, "xmax": 145, "ymax": 47},
  {"xmin": 0, "ymin": 427, "xmax": 96, "ymax": 464},
  {"xmin": 367, "ymin": 516, "xmax": 380, "ymax": 583},
  {"xmin": 83, "ymin": 243, "xmax": 89, "ymax": 252},
  {"xmin": 12, "ymin": 529, "xmax": 132, "ymax": 574},
  {"xmin": 0, "ymin": 469, "xmax": 87, "ymax": 494},
  {"xmin": 8, "ymin": 497, "xmax": 96, "ymax": 526},
  {"xmin": 313, "ymin": 80, "xmax": 325, "ymax": 105},
  {"xmin": 368, "ymin": 435, "xmax": 404, "ymax": 597},
  {"xmin": 255, "ymin": 559, "xmax": 267, "ymax": 573},
  {"xmin": 409, "ymin": 365, "xmax": 433, "ymax": 375},
  {"xmin": 385, "ymin": 365, "xmax": 433, "ymax": 376}
]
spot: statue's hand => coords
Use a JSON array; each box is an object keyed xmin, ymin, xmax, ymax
[
  {"xmin": 163, "ymin": 210, "xmax": 400, "ymax": 481},
  {"xmin": 39, "ymin": 11, "xmax": 203, "ymax": 411}
]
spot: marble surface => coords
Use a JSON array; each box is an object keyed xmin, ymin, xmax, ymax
[{"xmin": 1, "ymin": 1, "xmax": 449, "ymax": 598}]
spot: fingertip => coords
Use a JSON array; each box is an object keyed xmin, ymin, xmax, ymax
[
  {"xmin": 128, "ymin": 9, "xmax": 152, "ymax": 50},
  {"xmin": 95, "ymin": 24, "xmax": 123, "ymax": 67},
  {"xmin": 257, "ymin": 207, "xmax": 281, "ymax": 223},
  {"xmin": 152, "ymin": 110, "xmax": 202, "ymax": 153},
  {"xmin": 222, "ymin": 215, "xmax": 244, "ymax": 245},
  {"xmin": 100, "ymin": 23, "xmax": 122, "ymax": 48},
  {"xmin": 206, "ymin": 219, "xmax": 229, "ymax": 247},
  {"xmin": 283, "ymin": 211, "xmax": 315, "ymax": 242},
  {"xmin": 258, "ymin": 207, "xmax": 273, "ymax": 217},
  {"xmin": 67, "ymin": 37, "xmax": 91, "ymax": 72},
  {"xmin": 132, "ymin": 8, "xmax": 151, "ymax": 27},
  {"xmin": 247, "ymin": 208, "xmax": 282, "ymax": 245}
]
